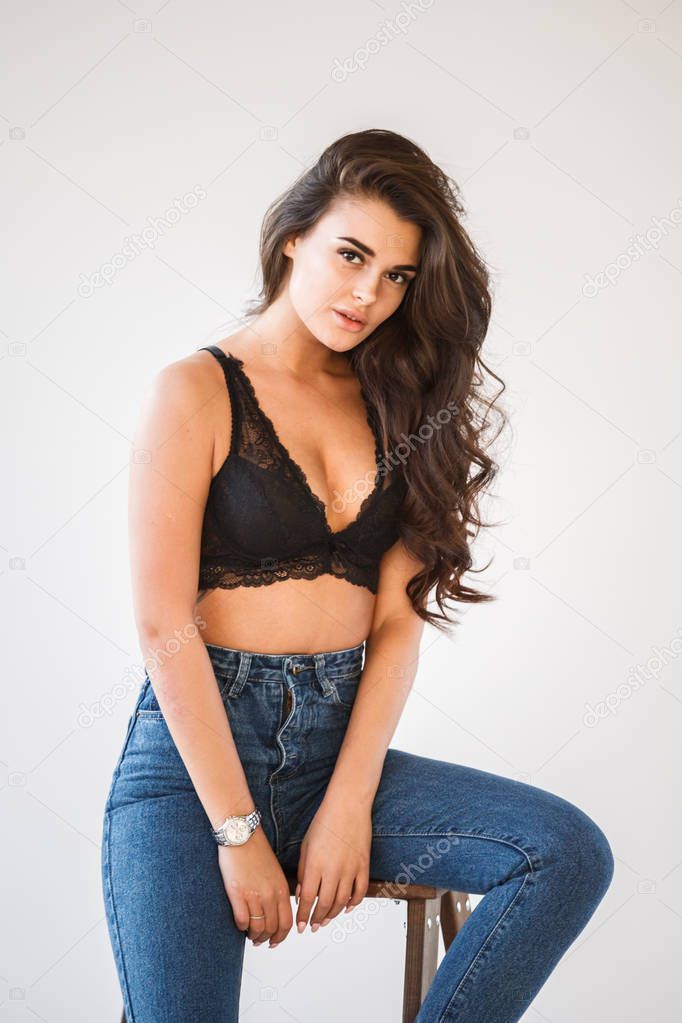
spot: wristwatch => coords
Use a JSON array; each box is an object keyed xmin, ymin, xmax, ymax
[{"xmin": 211, "ymin": 807, "xmax": 262, "ymax": 846}]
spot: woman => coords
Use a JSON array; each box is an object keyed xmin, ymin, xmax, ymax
[{"xmin": 101, "ymin": 129, "xmax": 614, "ymax": 1023}]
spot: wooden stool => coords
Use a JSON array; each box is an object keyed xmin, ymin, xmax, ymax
[
  {"xmin": 288, "ymin": 873, "xmax": 471, "ymax": 1023},
  {"xmin": 119, "ymin": 875, "xmax": 472, "ymax": 1023}
]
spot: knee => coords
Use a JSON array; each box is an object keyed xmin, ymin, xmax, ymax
[
  {"xmin": 538, "ymin": 798, "xmax": 615, "ymax": 905},
  {"xmin": 575, "ymin": 809, "xmax": 615, "ymax": 901}
]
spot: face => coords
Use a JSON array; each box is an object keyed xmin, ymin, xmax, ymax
[{"xmin": 282, "ymin": 194, "xmax": 421, "ymax": 352}]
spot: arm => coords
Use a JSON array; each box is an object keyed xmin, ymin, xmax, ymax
[
  {"xmin": 324, "ymin": 544, "xmax": 425, "ymax": 806},
  {"xmin": 294, "ymin": 539, "xmax": 426, "ymax": 931},
  {"xmin": 129, "ymin": 356, "xmax": 254, "ymax": 823},
  {"xmin": 129, "ymin": 354, "xmax": 292, "ymax": 948}
]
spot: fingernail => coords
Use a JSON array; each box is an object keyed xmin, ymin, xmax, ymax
[
  {"xmin": 311, "ymin": 923, "xmax": 320, "ymax": 932},
  {"xmin": 297, "ymin": 921, "xmax": 306, "ymax": 933},
  {"xmin": 269, "ymin": 942, "xmax": 279, "ymax": 949},
  {"xmin": 321, "ymin": 918, "xmax": 331, "ymax": 927}
]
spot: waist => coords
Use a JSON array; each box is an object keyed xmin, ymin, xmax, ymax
[
  {"xmin": 195, "ymin": 575, "xmax": 375, "ymax": 655},
  {"xmin": 203, "ymin": 637, "xmax": 366, "ymax": 682}
]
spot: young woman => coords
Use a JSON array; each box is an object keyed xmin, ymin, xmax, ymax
[{"xmin": 101, "ymin": 129, "xmax": 614, "ymax": 1023}]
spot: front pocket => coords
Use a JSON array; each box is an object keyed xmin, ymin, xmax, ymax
[{"xmin": 331, "ymin": 675, "xmax": 361, "ymax": 710}]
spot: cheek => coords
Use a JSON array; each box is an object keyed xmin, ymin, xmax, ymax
[
  {"xmin": 289, "ymin": 256, "xmax": 344, "ymax": 319},
  {"xmin": 378, "ymin": 286, "xmax": 407, "ymax": 319}
]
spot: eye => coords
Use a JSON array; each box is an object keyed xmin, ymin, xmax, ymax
[
  {"xmin": 338, "ymin": 248, "xmax": 363, "ymax": 265},
  {"xmin": 339, "ymin": 249, "xmax": 411, "ymax": 286},
  {"xmin": 387, "ymin": 271, "xmax": 409, "ymax": 286}
]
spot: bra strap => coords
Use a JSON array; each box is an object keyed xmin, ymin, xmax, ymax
[
  {"xmin": 199, "ymin": 344, "xmax": 229, "ymax": 362},
  {"xmin": 198, "ymin": 346, "xmax": 240, "ymax": 458}
]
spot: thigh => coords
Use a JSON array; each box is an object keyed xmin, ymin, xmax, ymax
[
  {"xmin": 368, "ymin": 747, "xmax": 612, "ymax": 895},
  {"xmin": 102, "ymin": 791, "xmax": 245, "ymax": 1023},
  {"xmin": 101, "ymin": 689, "xmax": 254, "ymax": 1023}
]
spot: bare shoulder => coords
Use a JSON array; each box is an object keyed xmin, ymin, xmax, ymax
[
  {"xmin": 148, "ymin": 346, "xmax": 222, "ymax": 402},
  {"xmin": 139, "ymin": 347, "xmax": 231, "ymax": 439}
]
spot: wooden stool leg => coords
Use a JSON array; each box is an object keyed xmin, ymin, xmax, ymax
[
  {"xmin": 440, "ymin": 890, "xmax": 472, "ymax": 952},
  {"xmin": 402, "ymin": 895, "xmax": 441, "ymax": 1023}
]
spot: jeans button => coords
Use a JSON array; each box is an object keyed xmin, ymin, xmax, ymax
[{"xmin": 291, "ymin": 664, "xmax": 303, "ymax": 675}]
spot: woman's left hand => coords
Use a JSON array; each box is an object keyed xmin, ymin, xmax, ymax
[{"xmin": 295, "ymin": 795, "xmax": 372, "ymax": 932}]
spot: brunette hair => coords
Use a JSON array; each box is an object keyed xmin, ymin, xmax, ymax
[{"xmin": 244, "ymin": 128, "xmax": 506, "ymax": 634}]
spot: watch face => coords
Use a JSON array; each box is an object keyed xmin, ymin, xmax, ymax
[{"xmin": 225, "ymin": 818, "xmax": 250, "ymax": 844}]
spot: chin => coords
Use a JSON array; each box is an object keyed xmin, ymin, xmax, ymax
[{"xmin": 308, "ymin": 326, "xmax": 356, "ymax": 354}]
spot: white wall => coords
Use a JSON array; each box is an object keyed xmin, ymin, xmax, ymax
[{"xmin": 2, "ymin": 1, "xmax": 680, "ymax": 1020}]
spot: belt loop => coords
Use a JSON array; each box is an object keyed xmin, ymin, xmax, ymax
[
  {"xmin": 313, "ymin": 653, "xmax": 335, "ymax": 697},
  {"xmin": 228, "ymin": 650, "xmax": 251, "ymax": 697}
]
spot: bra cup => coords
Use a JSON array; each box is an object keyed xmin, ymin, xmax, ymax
[
  {"xmin": 209, "ymin": 458, "xmax": 328, "ymax": 558},
  {"xmin": 197, "ymin": 346, "xmax": 405, "ymax": 594}
]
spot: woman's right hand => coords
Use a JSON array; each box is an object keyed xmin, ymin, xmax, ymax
[{"xmin": 218, "ymin": 829, "xmax": 294, "ymax": 948}]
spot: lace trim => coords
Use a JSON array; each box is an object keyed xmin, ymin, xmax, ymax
[
  {"xmin": 198, "ymin": 554, "xmax": 380, "ymax": 594},
  {"xmin": 227, "ymin": 353, "xmax": 388, "ymax": 537}
]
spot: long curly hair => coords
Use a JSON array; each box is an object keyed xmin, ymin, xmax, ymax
[{"xmin": 243, "ymin": 128, "xmax": 507, "ymax": 634}]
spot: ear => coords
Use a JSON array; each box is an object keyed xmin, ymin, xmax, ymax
[{"xmin": 282, "ymin": 234, "xmax": 298, "ymax": 259}]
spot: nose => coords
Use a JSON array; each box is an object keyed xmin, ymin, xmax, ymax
[{"xmin": 352, "ymin": 271, "xmax": 378, "ymax": 306}]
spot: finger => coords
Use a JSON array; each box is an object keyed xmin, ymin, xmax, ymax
[
  {"xmin": 295, "ymin": 856, "xmax": 306, "ymax": 905},
  {"xmin": 269, "ymin": 891, "xmax": 294, "ymax": 947},
  {"xmin": 309, "ymin": 878, "xmax": 339, "ymax": 928},
  {"xmin": 246, "ymin": 902, "xmax": 268, "ymax": 943},
  {"xmin": 320, "ymin": 879, "xmax": 354, "ymax": 924},
  {"xmin": 345, "ymin": 873, "xmax": 369, "ymax": 912},
  {"xmin": 253, "ymin": 896, "xmax": 281, "ymax": 945},
  {"xmin": 229, "ymin": 892, "xmax": 252, "ymax": 932},
  {"xmin": 296, "ymin": 874, "xmax": 321, "ymax": 931}
]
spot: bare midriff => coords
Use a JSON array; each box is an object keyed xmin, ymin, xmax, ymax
[{"xmin": 194, "ymin": 578, "xmax": 374, "ymax": 655}]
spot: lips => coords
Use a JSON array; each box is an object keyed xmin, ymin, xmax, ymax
[{"xmin": 332, "ymin": 307, "xmax": 367, "ymax": 327}]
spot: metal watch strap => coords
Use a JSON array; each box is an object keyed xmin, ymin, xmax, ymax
[{"xmin": 211, "ymin": 806, "xmax": 262, "ymax": 846}]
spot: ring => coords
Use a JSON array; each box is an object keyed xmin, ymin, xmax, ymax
[{"xmin": 249, "ymin": 913, "xmax": 265, "ymax": 919}]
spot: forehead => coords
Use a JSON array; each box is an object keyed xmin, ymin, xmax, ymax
[{"xmin": 316, "ymin": 195, "xmax": 421, "ymax": 262}]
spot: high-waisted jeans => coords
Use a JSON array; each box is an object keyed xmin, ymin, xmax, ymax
[{"xmin": 101, "ymin": 639, "xmax": 614, "ymax": 1022}]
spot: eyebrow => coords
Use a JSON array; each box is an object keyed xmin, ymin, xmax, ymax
[{"xmin": 336, "ymin": 236, "xmax": 419, "ymax": 273}]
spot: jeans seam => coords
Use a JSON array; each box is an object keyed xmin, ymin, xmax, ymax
[
  {"xmin": 371, "ymin": 828, "xmax": 540, "ymax": 1020},
  {"xmin": 103, "ymin": 811, "xmax": 135, "ymax": 1022},
  {"xmin": 104, "ymin": 700, "xmax": 145, "ymax": 815},
  {"xmin": 372, "ymin": 830, "xmax": 540, "ymax": 870},
  {"xmin": 438, "ymin": 868, "xmax": 534, "ymax": 1022},
  {"xmin": 270, "ymin": 775, "xmax": 281, "ymax": 857}
]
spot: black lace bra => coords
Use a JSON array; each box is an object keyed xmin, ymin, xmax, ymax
[{"xmin": 196, "ymin": 345, "xmax": 406, "ymax": 595}]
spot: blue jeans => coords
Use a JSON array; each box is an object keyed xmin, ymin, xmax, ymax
[{"xmin": 101, "ymin": 639, "xmax": 614, "ymax": 1022}]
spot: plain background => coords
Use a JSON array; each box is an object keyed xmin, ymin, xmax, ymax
[{"xmin": 2, "ymin": 1, "xmax": 681, "ymax": 1020}]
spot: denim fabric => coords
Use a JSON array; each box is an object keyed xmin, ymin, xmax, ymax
[{"xmin": 101, "ymin": 639, "xmax": 614, "ymax": 1022}]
